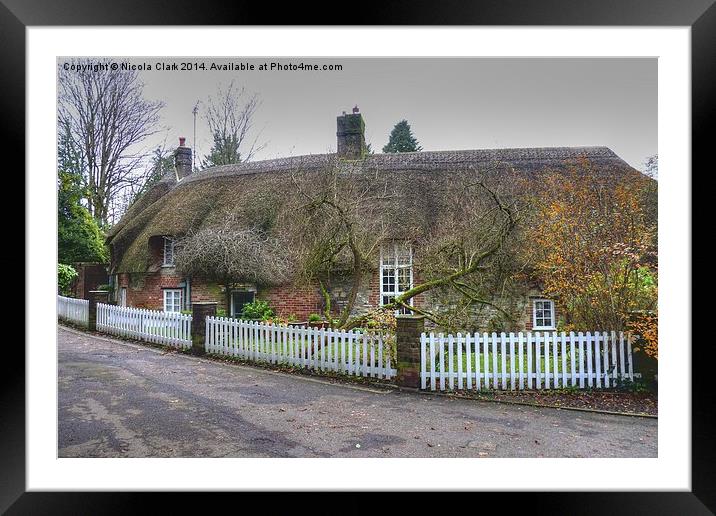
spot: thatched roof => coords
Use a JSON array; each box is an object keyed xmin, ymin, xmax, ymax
[{"xmin": 107, "ymin": 146, "xmax": 638, "ymax": 274}]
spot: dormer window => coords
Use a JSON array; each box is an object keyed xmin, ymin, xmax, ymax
[
  {"xmin": 163, "ymin": 237, "xmax": 175, "ymax": 266},
  {"xmin": 380, "ymin": 241, "xmax": 413, "ymax": 314}
]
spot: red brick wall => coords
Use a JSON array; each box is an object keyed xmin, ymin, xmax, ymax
[
  {"xmin": 117, "ymin": 270, "xmax": 185, "ymax": 310},
  {"xmin": 367, "ymin": 271, "xmax": 380, "ymax": 306},
  {"xmin": 191, "ymin": 281, "xmax": 227, "ymax": 312},
  {"xmin": 259, "ymin": 284, "xmax": 323, "ymax": 321},
  {"xmin": 114, "ymin": 265, "xmax": 553, "ymax": 331}
]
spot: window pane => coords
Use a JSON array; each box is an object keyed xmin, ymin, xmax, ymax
[
  {"xmin": 379, "ymin": 241, "xmax": 412, "ymax": 311},
  {"xmin": 396, "ymin": 249, "xmax": 411, "ymax": 266},
  {"xmin": 397, "ymin": 268, "xmax": 411, "ymax": 291},
  {"xmin": 382, "ymin": 268, "xmax": 395, "ymax": 293},
  {"xmin": 164, "ymin": 237, "xmax": 174, "ymax": 265},
  {"xmin": 534, "ymin": 300, "xmax": 553, "ymax": 327},
  {"xmin": 164, "ymin": 290, "xmax": 182, "ymax": 312}
]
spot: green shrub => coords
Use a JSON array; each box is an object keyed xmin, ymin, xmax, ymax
[
  {"xmin": 57, "ymin": 264, "xmax": 78, "ymax": 296},
  {"xmin": 241, "ymin": 299, "xmax": 275, "ymax": 320},
  {"xmin": 308, "ymin": 313, "xmax": 322, "ymax": 322},
  {"xmin": 612, "ymin": 376, "xmax": 650, "ymax": 393}
]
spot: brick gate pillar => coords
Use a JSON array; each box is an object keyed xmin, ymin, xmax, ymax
[
  {"xmin": 87, "ymin": 290, "xmax": 109, "ymax": 331},
  {"xmin": 191, "ymin": 302, "xmax": 217, "ymax": 356},
  {"xmin": 395, "ymin": 314, "xmax": 425, "ymax": 388}
]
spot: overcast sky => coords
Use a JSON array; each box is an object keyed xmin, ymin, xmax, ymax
[{"xmin": 129, "ymin": 57, "xmax": 656, "ymax": 171}]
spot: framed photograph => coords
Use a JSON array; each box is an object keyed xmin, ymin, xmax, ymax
[{"xmin": 9, "ymin": 0, "xmax": 711, "ymax": 512}]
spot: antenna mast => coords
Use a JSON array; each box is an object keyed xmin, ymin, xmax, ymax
[{"xmin": 192, "ymin": 101, "xmax": 199, "ymax": 171}]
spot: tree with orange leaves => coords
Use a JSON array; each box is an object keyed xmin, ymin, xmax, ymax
[{"xmin": 522, "ymin": 159, "xmax": 657, "ymax": 357}]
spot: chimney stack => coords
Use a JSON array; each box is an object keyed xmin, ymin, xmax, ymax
[
  {"xmin": 336, "ymin": 107, "xmax": 366, "ymax": 159},
  {"xmin": 174, "ymin": 137, "xmax": 192, "ymax": 179}
]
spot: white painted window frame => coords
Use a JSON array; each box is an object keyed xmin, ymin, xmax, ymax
[
  {"xmin": 163, "ymin": 236, "xmax": 175, "ymax": 266},
  {"xmin": 379, "ymin": 242, "xmax": 413, "ymax": 314},
  {"xmin": 163, "ymin": 288, "xmax": 183, "ymax": 313},
  {"xmin": 119, "ymin": 287, "xmax": 127, "ymax": 307},
  {"xmin": 532, "ymin": 298, "xmax": 556, "ymax": 330}
]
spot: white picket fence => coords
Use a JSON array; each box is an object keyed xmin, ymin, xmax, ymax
[
  {"xmin": 421, "ymin": 331, "xmax": 635, "ymax": 391},
  {"xmin": 57, "ymin": 295, "xmax": 89, "ymax": 327},
  {"xmin": 206, "ymin": 317, "xmax": 396, "ymax": 379},
  {"xmin": 96, "ymin": 303, "xmax": 192, "ymax": 350}
]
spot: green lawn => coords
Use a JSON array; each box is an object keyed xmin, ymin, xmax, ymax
[{"xmin": 427, "ymin": 349, "xmax": 611, "ymax": 375}]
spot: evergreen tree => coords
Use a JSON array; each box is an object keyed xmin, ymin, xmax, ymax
[
  {"xmin": 58, "ymin": 121, "xmax": 108, "ymax": 264},
  {"xmin": 202, "ymin": 133, "xmax": 243, "ymax": 168},
  {"xmin": 382, "ymin": 120, "xmax": 422, "ymax": 153}
]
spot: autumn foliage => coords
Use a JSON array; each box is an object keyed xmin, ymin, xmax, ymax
[
  {"xmin": 523, "ymin": 160, "xmax": 657, "ymax": 357},
  {"xmin": 627, "ymin": 311, "xmax": 658, "ymax": 360}
]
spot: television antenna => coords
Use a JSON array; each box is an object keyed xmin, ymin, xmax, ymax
[{"xmin": 192, "ymin": 101, "xmax": 199, "ymax": 171}]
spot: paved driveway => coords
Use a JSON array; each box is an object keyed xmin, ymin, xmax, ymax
[{"xmin": 58, "ymin": 326, "xmax": 657, "ymax": 458}]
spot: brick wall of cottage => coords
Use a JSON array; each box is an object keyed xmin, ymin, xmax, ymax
[
  {"xmin": 116, "ymin": 236, "xmax": 188, "ymax": 310},
  {"xmin": 257, "ymin": 284, "xmax": 323, "ymax": 321},
  {"xmin": 421, "ymin": 285, "xmax": 557, "ymax": 333},
  {"xmin": 524, "ymin": 295, "xmax": 560, "ymax": 331},
  {"xmin": 117, "ymin": 270, "xmax": 183, "ymax": 310},
  {"xmin": 192, "ymin": 281, "xmax": 229, "ymax": 312},
  {"xmin": 113, "ymin": 237, "xmax": 555, "ymax": 330}
]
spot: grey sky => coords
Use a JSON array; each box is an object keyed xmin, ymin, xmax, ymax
[{"xmin": 133, "ymin": 57, "xmax": 656, "ymax": 170}]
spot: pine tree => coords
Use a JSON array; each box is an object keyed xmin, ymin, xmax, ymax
[{"xmin": 382, "ymin": 120, "xmax": 422, "ymax": 153}]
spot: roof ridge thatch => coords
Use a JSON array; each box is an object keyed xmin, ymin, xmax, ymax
[
  {"xmin": 182, "ymin": 145, "xmax": 618, "ymax": 178},
  {"xmin": 106, "ymin": 144, "xmax": 636, "ymax": 271},
  {"xmin": 173, "ymin": 146, "xmax": 625, "ymax": 187}
]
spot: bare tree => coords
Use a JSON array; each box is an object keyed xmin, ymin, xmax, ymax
[
  {"xmin": 643, "ymin": 154, "xmax": 658, "ymax": 180},
  {"xmin": 290, "ymin": 158, "xmax": 392, "ymax": 325},
  {"xmin": 58, "ymin": 58, "xmax": 163, "ymax": 226},
  {"xmin": 290, "ymin": 159, "xmax": 520, "ymax": 330},
  {"xmin": 201, "ymin": 81, "xmax": 265, "ymax": 168},
  {"xmin": 404, "ymin": 169, "xmax": 521, "ymax": 330},
  {"xmin": 108, "ymin": 136, "xmax": 176, "ymax": 220},
  {"xmin": 175, "ymin": 214, "xmax": 293, "ymax": 310}
]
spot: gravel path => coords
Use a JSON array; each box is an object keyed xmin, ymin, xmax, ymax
[{"xmin": 58, "ymin": 326, "xmax": 657, "ymax": 458}]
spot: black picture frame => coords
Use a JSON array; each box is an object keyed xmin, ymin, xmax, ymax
[{"xmin": 6, "ymin": 0, "xmax": 711, "ymax": 513}]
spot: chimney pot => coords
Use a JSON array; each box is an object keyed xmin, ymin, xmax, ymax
[
  {"xmin": 179, "ymin": 137, "xmax": 186, "ymax": 147},
  {"xmin": 352, "ymin": 105, "xmax": 360, "ymax": 114}
]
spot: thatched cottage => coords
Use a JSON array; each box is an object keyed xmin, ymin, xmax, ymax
[{"xmin": 106, "ymin": 108, "xmax": 642, "ymax": 331}]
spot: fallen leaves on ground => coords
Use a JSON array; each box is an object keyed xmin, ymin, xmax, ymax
[{"xmin": 454, "ymin": 390, "xmax": 657, "ymax": 416}]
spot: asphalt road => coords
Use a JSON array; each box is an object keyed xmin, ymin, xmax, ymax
[{"xmin": 58, "ymin": 326, "xmax": 657, "ymax": 458}]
